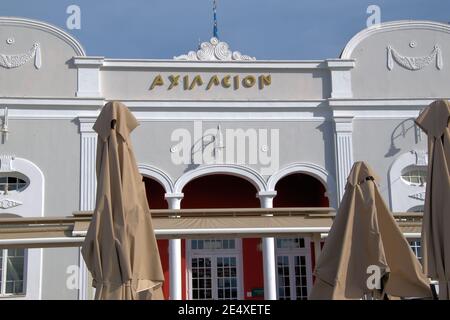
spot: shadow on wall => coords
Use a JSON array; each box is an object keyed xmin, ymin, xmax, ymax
[{"xmin": 385, "ymin": 118, "xmax": 422, "ymax": 158}]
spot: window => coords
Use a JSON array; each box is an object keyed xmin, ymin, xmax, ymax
[
  {"xmin": 408, "ymin": 205, "xmax": 424, "ymax": 213},
  {"xmin": 191, "ymin": 239, "xmax": 235, "ymax": 250},
  {"xmin": 276, "ymin": 237, "xmax": 305, "ymax": 250},
  {"xmin": 188, "ymin": 239, "xmax": 242, "ymax": 300},
  {"xmin": 409, "ymin": 239, "xmax": 422, "ymax": 264},
  {"xmin": 0, "ymin": 173, "xmax": 29, "ymax": 194},
  {"xmin": 0, "ymin": 249, "xmax": 26, "ymax": 297},
  {"xmin": 276, "ymin": 237, "xmax": 312, "ymax": 300},
  {"xmin": 401, "ymin": 166, "xmax": 427, "ymax": 186}
]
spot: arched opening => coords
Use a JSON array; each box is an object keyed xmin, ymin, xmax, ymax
[
  {"xmin": 273, "ymin": 173, "xmax": 329, "ymax": 208},
  {"xmin": 181, "ymin": 174, "xmax": 262, "ymax": 300},
  {"xmin": 181, "ymin": 174, "xmax": 259, "ymax": 209},
  {"xmin": 143, "ymin": 177, "xmax": 168, "ymax": 209},
  {"xmin": 272, "ymin": 173, "xmax": 328, "ymax": 300}
]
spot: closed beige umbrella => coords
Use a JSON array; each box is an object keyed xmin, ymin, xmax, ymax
[
  {"xmin": 415, "ymin": 100, "xmax": 450, "ymax": 300},
  {"xmin": 309, "ymin": 162, "xmax": 431, "ymax": 300},
  {"xmin": 81, "ymin": 101, "xmax": 164, "ymax": 300}
]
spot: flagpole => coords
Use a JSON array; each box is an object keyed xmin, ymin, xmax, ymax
[{"xmin": 213, "ymin": 0, "xmax": 219, "ymax": 39}]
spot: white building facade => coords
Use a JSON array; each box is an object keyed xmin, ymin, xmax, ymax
[{"xmin": 0, "ymin": 17, "xmax": 443, "ymax": 299}]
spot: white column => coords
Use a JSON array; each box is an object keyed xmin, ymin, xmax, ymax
[
  {"xmin": 334, "ymin": 117, "xmax": 354, "ymax": 201},
  {"xmin": 165, "ymin": 193, "xmax": 184, "ymax": 300},
  {"xmin": 258, "ymin": 191, "xmax": 277, "ymax": 300},
  {"xmin": 79, "ymin": 119, "xmax": 97, "ymax": 212},
  {"xmin": 78, "ymin": 118, "xmax": 97, "ymax": 300}
]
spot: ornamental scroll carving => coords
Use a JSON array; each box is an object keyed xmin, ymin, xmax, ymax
[
  {"xmin": 0, "ymin": 199, "xmax": 22, "ymax": 209},
  {"xmin": 408, "ymin": 192, "xmax": 425, "ymax": 201},
  {"xmin": 0, "ymin": 42, "xmax": 42, "ymax": 69},
  {"xmin": 387, "ymin": 44, "xmax": 442, "ymax": 71},
  {"xmin": 174, "ymin": 37, "xmax": 255, "ymax": 61}
]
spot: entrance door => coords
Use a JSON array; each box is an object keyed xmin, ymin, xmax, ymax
[
  {"xmin": 276, "ymin": 237, "xmax": 313, "ymax": 300},
  {"xmin": 188, "ymin": 239, "xmax": 242, "ymax": 300}
]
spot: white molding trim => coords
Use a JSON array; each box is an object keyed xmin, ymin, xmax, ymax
[
  {"xmin": 329, "ymin": 98, "xmax": 444, "ymax": 108},
  {"xmin": 341, "ymin": 20, "xmax": 450, "ymax": 59},
  {"xmin": 102, "ymin": 59, "xmax": 329, "ymax": 69},
  {"xmin": 138, "ymin": 164, "xmax": 175, "ymax": 194},
  {"xmin": 174, "ymin": 164, "xmax": 267, "ymax": 194},
  {"xmin": 0, "ymin": 17, "xmax": 85, "ymax": 56},
  {"xmin": 102, "ymin": 58, "xmax": 355, "ymax": 70},
  {"xmin": 122, "ymin": 100, "xmax": 326, "ymax": 108},
  {"xmin": 0, "ymin": 97, "xmax": 104, "ymax": 107},
  {"xmin": 267, "ymin": 163, "xmax": 337, "ymax": 208}
]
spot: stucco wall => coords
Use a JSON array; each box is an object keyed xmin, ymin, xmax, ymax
[
  {"xmin": 353, "ymin": 118, "xmax": 427, "ymax": 204},
  {"xmin": 344, "ymin": 22, "xmax": 450, "ymax": 99},
  {"xmin": 132, "ymin": 120, "xmax": 335, "ymax": 185},
  {"xmin": 0, "ymin": 18, "xmax": 83, "ymax": 98},
  {"xmin": 1, "ymin": 119, "xmax": 81, "ymax": 300}
]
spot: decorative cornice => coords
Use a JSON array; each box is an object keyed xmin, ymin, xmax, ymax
[
  {"xmin": 341, "ymin": 20, "xmax": 450, "ymax": 59},
  {"xmin": 174, "ymin": 37, "xmax": 255, "ymax": 61}
]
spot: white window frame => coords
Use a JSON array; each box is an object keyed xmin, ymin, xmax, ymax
[
  {"xmin": 186, "ymin": 238, "xmax": 244, "ymax": 300},
  {"xmin": 0, "ymin": 248, "xmax": 28, "ymax": 297},
  {"xmin": 400, "ymin": 166, "xmax": 427, "ymax": 187},
  {"xmin": 275, "ymin": 236, "xmax": 313, "ymax": 300},
  {"xmin": 408, "ymin": 238, "xmax": 422, "ymax": 264}
]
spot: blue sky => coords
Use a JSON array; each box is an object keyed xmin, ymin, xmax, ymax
[{"xmin": 2, "ymin": 0, "xmax": 449, "ymax": 60}]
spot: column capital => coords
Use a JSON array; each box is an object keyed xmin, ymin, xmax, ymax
[
  {"xmin": 78, "ymin": 117, "xmax": 97, "ymax": 134},
  {"xmin": 257, "ymin": 190, "xmax": 277, "ymax": 198},
  {"xmin": 165, "ymin": 193, "xmax": 184, "ymax": 210},
  {"xmin": 333, "ymin": 117, "xmax": 354, "ymax": 133},
  {"xmin": 257, "ymin": 191, "xmax": 277, "ymax": 209}
]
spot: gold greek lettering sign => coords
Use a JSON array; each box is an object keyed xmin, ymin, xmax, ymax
[
  {"xmin": 149, "ymin": 74, "xmax": 272, "ymax": 91},
  {"xmin": 149, "ymin": 74, "xmax": 164, "ymax": 90}
]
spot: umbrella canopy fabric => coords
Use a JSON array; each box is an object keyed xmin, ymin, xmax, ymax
[
  {"xmin": 309, "ymin": 162, "xmax": 431, "ymax": 300},
  {"xmin": 81, "ymin": 101, "xmax": 164, "ymax": 300},
  {"xmin": 415, "ymin": 99, "xmax": 450, "ymax": 300}
]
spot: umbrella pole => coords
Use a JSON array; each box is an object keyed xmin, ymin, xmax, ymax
[{"xmin": 431, "ymin": 282, "xmax": 439, "ymax": 300}]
